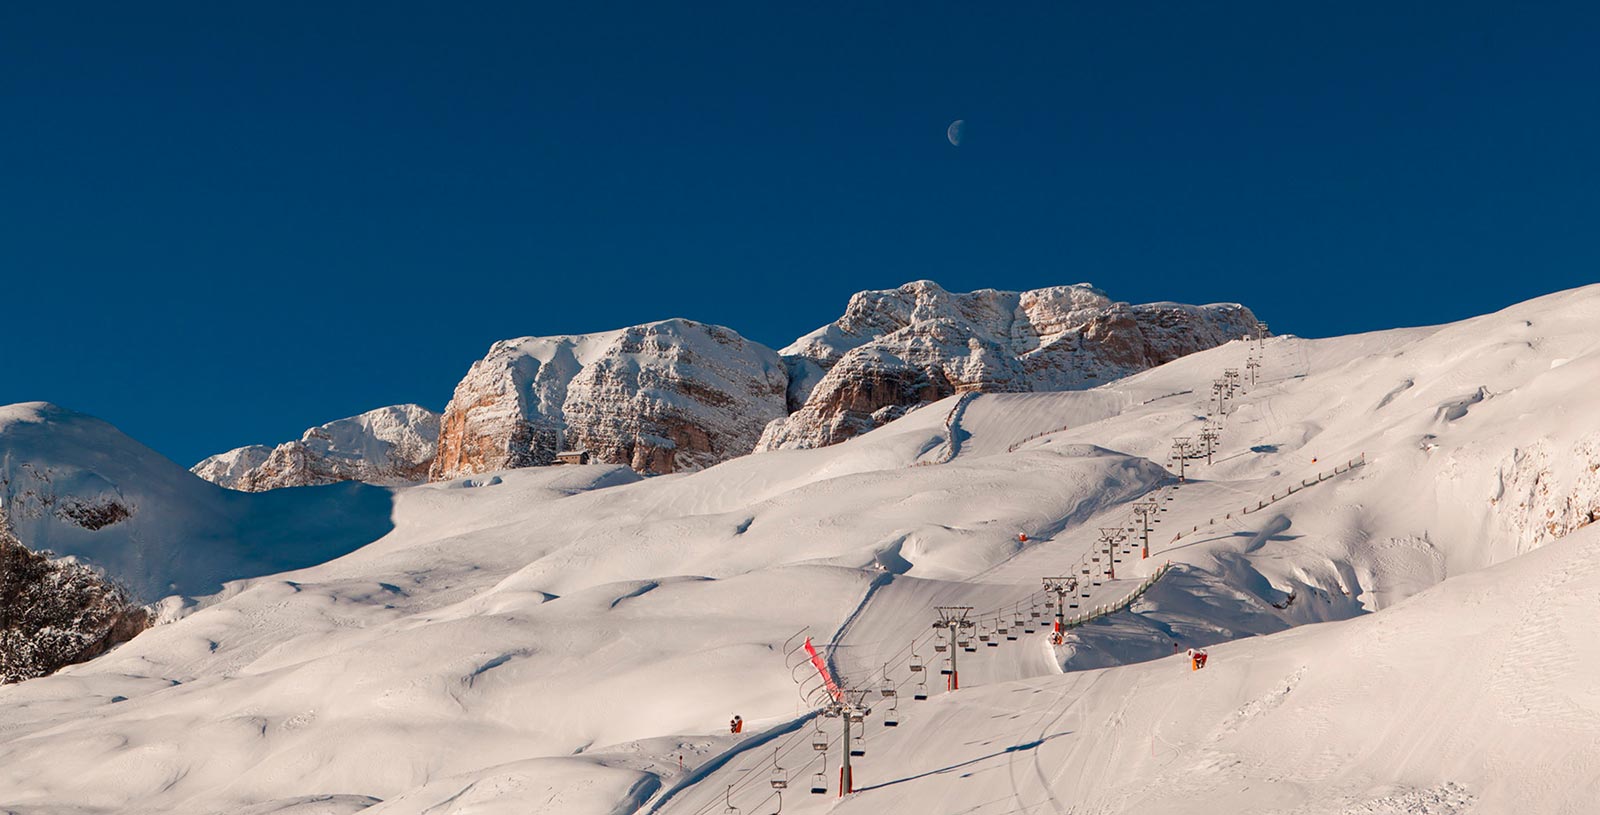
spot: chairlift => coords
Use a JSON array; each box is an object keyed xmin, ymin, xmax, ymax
[
  {"xmin": 909, "ymin": 653, "xmax": 924, "ymax": 672},
  {"xmin": 933, "ymin": 641, "xmax": 948, "ymax": 653},
  {"xmin": 723, "ymin": 784, "xmax": 742, "ymax": 815},
  {"xmin": 884, "ymin": 705, "xmax": 900, "ymax": 727},
  {"xmin": 811, "ymin": 724, "xmax": 828, "ymax": 752},
  {"xmin": 770, "ymin": 748, "xmax": 788, "ymax": 790},
  {"xmin": 849, "ymin": 729, "xmax": 866, "ymax": 757},
  {"xmin": 810, "ymin": 759, "xmax": 828, "ymax": 794},
  {"xmin": 913, "ymin": 674, "xmax": 929, "ymax": 700}
]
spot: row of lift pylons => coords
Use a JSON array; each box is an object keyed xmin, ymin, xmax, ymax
[{"xmin": 722, "ymin": 339, "xmax": 1269, "ymax": 812}]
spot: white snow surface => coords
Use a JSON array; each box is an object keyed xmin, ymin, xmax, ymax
[
  {"xmin": 4, "ymin": 285, "xmax": 1600, "ymax": 814},
  {"xmin": 0, "ymin": 403, "xmax": 395, "ymax": 600}
]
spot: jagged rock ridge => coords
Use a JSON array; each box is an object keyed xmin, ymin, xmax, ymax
[
  {"xmin": 430, "ymin": 319, "xmax": 788, "ymax": 479},
  {"xmin": 756, "ymin": 281, "xmax": 1262, "ymax": 451},
  {"xmin": 192, "ymin": 404, "xmax": 440, "ymax": 491}
]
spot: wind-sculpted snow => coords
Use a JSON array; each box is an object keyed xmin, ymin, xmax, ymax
[{"xmin": 4, "ymin": 285, "xmax": 1600, "ymax": 813}]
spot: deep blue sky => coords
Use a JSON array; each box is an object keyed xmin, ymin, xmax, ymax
[{"xmin": 3, "ymin": 3, "xmax": 1597, "ymax": 465}]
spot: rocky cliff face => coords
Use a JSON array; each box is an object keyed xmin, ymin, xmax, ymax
[
  {"xmin": 430, "ymin": 319, "xmax": 788, "ymax": 479},
  {"xmin": 756, "ymin": 281, "xmax": 1262, "ymax": 450},
  {"xmin": 192, "ymin": 404, "xmax": 440, "ymax": 491}
]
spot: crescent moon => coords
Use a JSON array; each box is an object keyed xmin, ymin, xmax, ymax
[{"xmin": 947, "ymin": 119, "xmax": 964, "ymax": 146}]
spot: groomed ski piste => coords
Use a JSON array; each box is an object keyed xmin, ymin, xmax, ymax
[{"xmin": 3, "ymin": 284, "xmax": 1600, "ymax": 814}]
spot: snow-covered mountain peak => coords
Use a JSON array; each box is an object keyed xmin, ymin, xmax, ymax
[
  {"xmin": 431, "ymin": 318, "xmax": 788, "ymax": 479},
  {"xmin": 193, "ymin": 404, "xmax": 441, "ymax": 491},
  {"xmin": 762, "ymin": 281, "xmax": 1261, "ymax": 451}
]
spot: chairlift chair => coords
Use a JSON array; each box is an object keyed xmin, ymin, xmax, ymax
[
  {"xmin": 810, "ymin": 764, "xmax": 827, "ymax": 795},
  {"xmin": 811, "ymin": 726, "xmax": 827, "ymax": 752},
  {"xmin": 913, "ymin": 674, "xmax": 929, "ymax": 700},
  {"xmin": 770, "ymin": 759, "xmax": 788, "ymax": 790},
  {"xmin": 884, "ymin": 706, "xmax": 899, "ymax": 727},
  {"xmin": 909, "ymin": 654, "xmax": 924, "ymax": 672},
  {"xmin": 933, "ymin": 642, "xmax": 948, "ymax": 652}
]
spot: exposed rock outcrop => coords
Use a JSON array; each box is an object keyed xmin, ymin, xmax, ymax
[
  {"xmin": 192, "ymin": 404, "xmax": 440, "ymax": 491},
  {"xmin": 430, "ymin": 319, "xmax": 787, "ymax": 479},
  {"xmin": 757, "ymin": 281, "xmax": 1261, "ymax": 450}
]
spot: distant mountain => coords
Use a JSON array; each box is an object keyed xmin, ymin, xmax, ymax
[
  {"xmin": 756, "ymin": 281, "xmax": 1262, "ymax": 450},
  {"xmin": 192, "ymin": 404, "xmax": 440, "ymax": 491},
  {"xmin": 190, "ymin": 282, "xmax": 1263, "ymax": 486},
  {"xmin": 431, "ymin": 319, "xmax": 787, "ymax": 478},
  {"xmin": 0, "ymin": 402, "xmax": 394, "ymax": 600}
]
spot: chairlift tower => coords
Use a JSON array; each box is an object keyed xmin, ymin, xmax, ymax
[
  {"xmin": 1130, "ymin": 499, "xmax": 1160, "ymax": 559},
  {"xmin": 820, "ymin": 689, "xmax": 872, "ymax": 796},
  {"xmin": 932, "ymin": 606, "xmax": 976, "ymax": 691},
  {"xmin": 1170, "ymin": 437, "xmax": 1193, "ymax": 482},
  {"xmin": 1198, "ymin": 427, "xmax": 1220, "ymax": 466},
  {"xmin": 1256, "ymin": 321, "xmax": 1269, "ymax": 352},
  {"xmin": 1246, "ymin": 356, "xmax": 1261, "ymax": 386},
  {"xmin": 1211, "ymin": 378, "xmax": 1230, "ymax": 415},
  {"xmin": 1041, "ymin": 576, "xmax": 1078, "ymax": 634},
  {"xmin": 1097, "ymin": 527, "xmax": 1129, "ymax": 580}
]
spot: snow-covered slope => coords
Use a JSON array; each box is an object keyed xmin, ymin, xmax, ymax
[
  {"xmin": 431, "ymin": 319, "xmax": 788, "ymax": 478},
  {"xmin": 3, "ymin": 284, "xmax": 1599, "ymax": 814},
  {"xmin": 0, "ymin": 403, "xmax": 396, "ymax": 600},
  {"xmin": 193, "ymin": 405, "xmax": 440, "ymax": 491}
]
